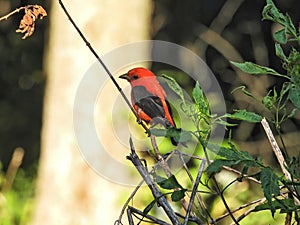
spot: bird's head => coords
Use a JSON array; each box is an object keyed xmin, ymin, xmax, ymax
[{"xmin": 119, "ymin": 67, "xmax": 155, "ymax": 83}]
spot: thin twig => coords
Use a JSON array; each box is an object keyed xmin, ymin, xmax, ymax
[
  {"xmin": 261, "ymin": 117, "xmax": 300, "ymax": 224},
  {"xmin": 150, "ymin": 136, "xmax": 197, "ymax": 219},
  {"xmin": 222, "ymin": 166, "xmax": 261, "ymax": 184},
  {"xmin": 58, "ymin": 0, "xmax": 149, "ymax": 133},
  {"xmin": 0, "ymin": 6, "xmax": 27, "ymax": 21},
  {"xmin": 150, "ymin": 135, "xmax": 172, "ymax": 177},
  {"xmin": 127, "ymin": 206, "xmax": 171, "ymax": 225},
  {"xmin": 176, "ymin": 150, "xmax": 209, "ymax": 220},
  {"xmin": 127, "ymin": 207, "xmax": 134, "ymax": 225},
  {"xmin": 215, "ymin": 197, "xmax": 266, "ymax": 223},
  {"xmin": 127, "ymin": 138, "xmax": 182, "ymax": 225},
  {"xmin": 115, "ymin": 179, "xmax": 145, "ymax": 225},
  {"xmin": 261, "ymin": 117, "xmax": 291, "ymax": 180},
  {"xmin": 2, "ymin": 147, "xmax": 24, "ymax": 192},
  {"xmin": 184, "ymin": 160, "xmax": 206, "ymax": 225}
]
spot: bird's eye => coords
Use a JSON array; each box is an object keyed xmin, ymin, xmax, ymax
[{"xmin": 133, "ymin": 75, "xmax": 139, "ymax": 79}]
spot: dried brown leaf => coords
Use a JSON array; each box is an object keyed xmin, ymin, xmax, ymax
[{"xmin": 15, "ymin": 5, "xmax": 47, "ymax": 39}]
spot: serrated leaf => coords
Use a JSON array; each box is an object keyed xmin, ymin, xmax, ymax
[
  {"xmin": 275, "ymin": 43, "xmax": 287, "ymax": 61},
  {"xmin": 231, "ymin": 61, "xmax": 287, "ymax": 78},
  {"xmin": 157, "ymin": 175, "xmax": 183, "ymax": 190},
  {"xmin": 171, "ymin": 189, "xmax": 187, "ymax": 202},
  {"xmin": 254, "ymin": 198, "xmax": 300, "ymax": 214},
  {"xmin": 289, "ymin": 75, "xmax": 300, "ymax": 109},
  {"xmin": 226, "ymin": 109, "xmax": 262, "ymax": 123},
  {"xmin": 207, "ymin": 159, "xmax": 240, "ymax": 174},
  {"xmin": 192, "ymin": 81, "xmax": 210, "ymax": 115},
  {"xmin": 207, "ymin": 142, "xmax": 259, "ymax": 168},
  {"xmin": 262, "ymin": 0, "xmax": 297, "ymax": 39},
  {"xmin": 143, "ymin": 199, "xmax": 156, "ymax": 216},
  {"xmin": 161, "ymin": 74, "xmax": 186, "ymax": 105},
  {"xmin": 260, "ymin": 167, "xmax": 280, "ymax": 217},
  {"xmin": 274, "ymin": 28, "xmax": 287, "ymax": 44},
  {"xmin": 262, "ymin": 0, "xmax": 287, "ymax": 25}
]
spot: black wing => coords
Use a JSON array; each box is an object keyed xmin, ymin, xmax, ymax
[
  {"xmin": 132, "ymin": 86, "xmax": 179, "ymax": 145},
  {"xmin": 132, "ymin": 86, "xmax": 165, "ymax": 119}
]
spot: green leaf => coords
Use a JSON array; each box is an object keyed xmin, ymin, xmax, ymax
[
  {"xmin": 161, "ymin": 74, "xmax": 186, "ymax": 105},
  {"xmin": 207, "ymin": 142, "xmax": 259, "ymax": 170},
  {"xmin": 192, "ymin": 81, "xmax": 210, "ymax": 115},
  {"xmin": 262, "ymin": 89, "xmax": 277, "ymax": 110},
  {"xmin": 254, "ymin": 198, "xmax": 300, "ymax": 214},
  {"xmin": 167, "ymin": 128, "xmax": 192, "ymax": 143},
  {"xmin": 171, "ymin": 189, "xmax": 187, "ymax": 202},
  {"xmin": 177, "ymin": 131, "xmax": 192, "ymax": 143},
  {"xmin": 231, "ymin": 61, "xmax": 288, "ymax": 78},
  {"xmin": 274, "ymin": 28, "xmax": 287, "ymax": 44},
  {"xmin": 260, "ymin": 167, "xmax": 280, "ymax": 217},
  {"xmin": 156, "ymin": 175, "xmax": 183, "ymax": 190},
  {"xmin": 150, "ymin": 128, "xmax": 167, "ymax": 137},
  {"xmin": 275, "ymin": 43, "xmax": 287, "ymax": 61},
  {"xmin": 285, "ymin": 12, "xmax": 297, "ymax": 38},
  {"xmin": 143, "ymin": 199, "xmax": 156, "ymax": 216},
  {"xmin": 279, "ymin": 82, "xmax": 291, "ymax": 99},
  {"xmin": 288, "ymin": 75, "xmax": 300, "ymax": 109},
  {"xmin": 225, "ymin": 109, "xmax": 262, "ymax": 123},
  {"xmin": 207, "ymin": 159, "xmax": 240, "ymax": 174},
  {"xmin": 287, "ymin": 108, "xmax": 298, "ymax": 119},
  {"xmin": 262, "ymin": 0, "xmax": 297, "ymax": 39},
  {"xmin": 262, "ymin": 0, "xmax": 284, "ymax": 23},
  {"xmin": 150, "ymin": 128, "xmax": 192, "ymax": 143}
]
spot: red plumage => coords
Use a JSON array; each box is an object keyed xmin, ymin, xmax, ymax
[{"xmin": 119, "ymin": 67, "xmax": 178, "ymax": 145}]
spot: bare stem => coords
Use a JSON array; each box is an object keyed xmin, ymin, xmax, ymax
[
  {"xmin": 2, "ymin": 147, "xmax": 24, "ymax": 192},
  {"xmin": 0, "ymin": 6, "xmax": 27, "ymax": 22},
  {"xmin": 261, "ymin": 117, "xmax": 291, "ymax": 180},
  {"xmin": 184, "ymin": 160, "xmax": 206, "ymax": 225},
  {"xmin": 127, "ymin": 138, "xmax": 182, "ymax": 225}
]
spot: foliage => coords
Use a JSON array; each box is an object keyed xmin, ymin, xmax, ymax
[{"xmin": 119, "ymin": 1, "xmax": 300, "ymax": 224}]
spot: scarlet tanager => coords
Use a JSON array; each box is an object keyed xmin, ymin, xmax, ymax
[{"xmin": 119, "ymin": 67, "xmax": 179, "ymax": 145}]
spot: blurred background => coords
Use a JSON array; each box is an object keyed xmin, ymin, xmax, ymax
[{"xmin": 0, "ymin": 0, "xmax": 299, "ymax": 224}]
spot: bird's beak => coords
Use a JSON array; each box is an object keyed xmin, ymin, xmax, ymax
[{"xmin": 119, "ymin": 73, "xmax": 130, "ymax": 81}]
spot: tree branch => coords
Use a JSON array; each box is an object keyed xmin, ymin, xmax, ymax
[
  {"xmin": 261, "ymin": 117, "xmax": 291, "ymax": 180},
  {"xmin": 126, "ymin": 137, "xmax": 182, "ymax": 225}
]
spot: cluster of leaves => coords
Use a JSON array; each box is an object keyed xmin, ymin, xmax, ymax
[
  {"xmin": 121, "ymin": 0, "xmax": 300, "ymax": 224},
  {"xmin": 207, "ymin": 141, "xmax": 300, "ymax": 218},
  {"xmin": 225, "ymin": 0, "xmax": 300, "ymax": 221},
  {"xmin": 137, "ymin": 1, "xmax": 300, "ymax": 224},
  {"xmin": 142, "ymin": 174, "xmax": 187, "ymax": 217},
  {"xmin": 232, "ymin": 0, "xmax": 300, "ymax": 123}
]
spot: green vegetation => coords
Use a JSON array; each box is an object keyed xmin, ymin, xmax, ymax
[
  {"xmin": 0, "ymin": 163, "xmax": 36, "ymax": 225},
  {"xmin": 122, "ymin": 0, "xmax": 300, "ymax": 224}
]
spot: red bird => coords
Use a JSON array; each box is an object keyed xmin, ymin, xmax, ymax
[{"xmin": 119, "ymin": 67, "xmax": 178, "ymax": 145}]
